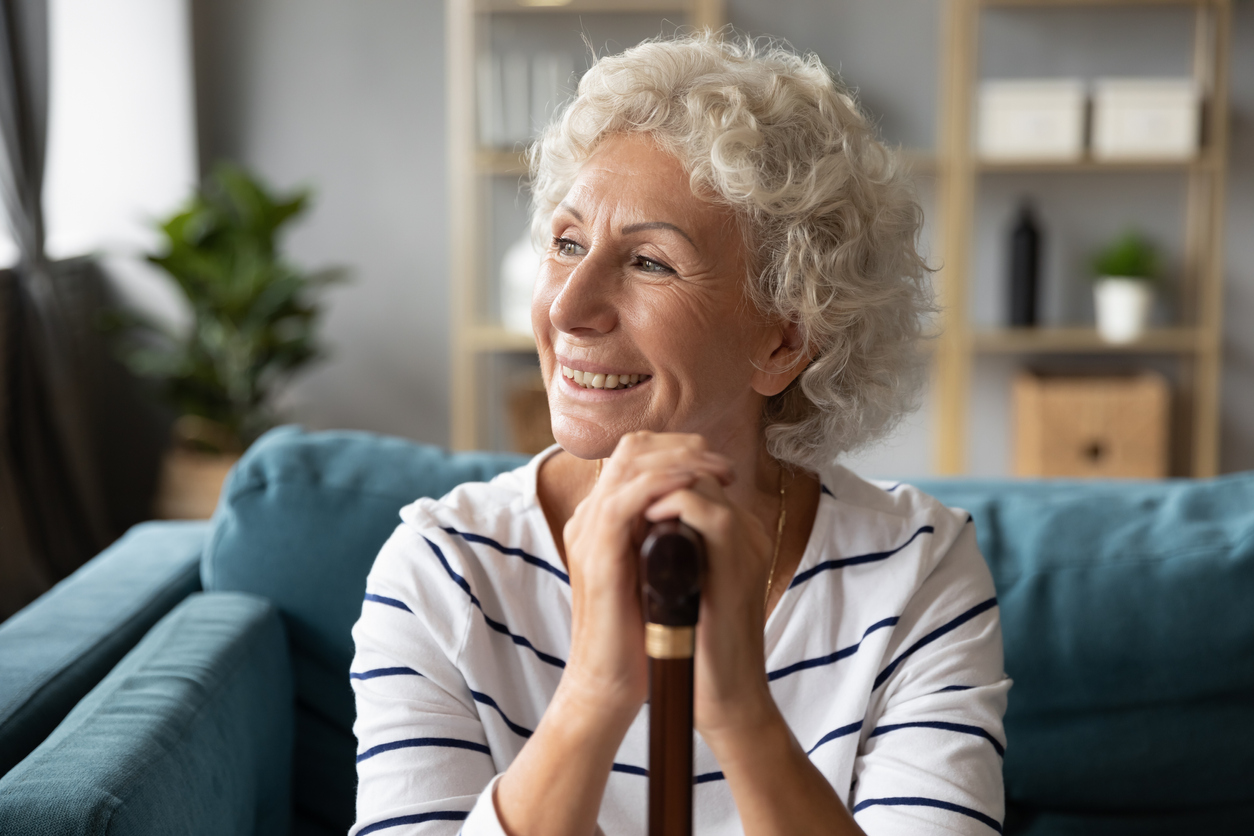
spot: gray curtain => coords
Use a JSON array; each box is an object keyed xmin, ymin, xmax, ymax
[{"xmin": 0, "ymin": 0, "xmax": 138, "ymax": 617}]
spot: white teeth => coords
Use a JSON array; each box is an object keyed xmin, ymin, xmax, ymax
[{"xmin": 560, "ymin": 365, "xmax": 647, "ymax": 391}]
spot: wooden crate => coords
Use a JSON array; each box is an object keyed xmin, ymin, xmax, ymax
[
  {"xmin": 1013, "ymin": 371, "xmax": 1169, "ymax": 478},
  {"xmin": 507, "ymin": 373, "xmax": 556, "ymax": 455}
]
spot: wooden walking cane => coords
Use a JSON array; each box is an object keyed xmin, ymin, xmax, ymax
[{"xmin": 640, "ymin": 520, "xmax": 707, "ymax": 836}]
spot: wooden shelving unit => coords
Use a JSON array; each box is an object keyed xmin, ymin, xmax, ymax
[
  {"xmin": 446, "ymin": 0, "xmax": 725, "ymax": 451},
  {"xmin": 933, "ymin": 0, "xmax": 1231, "ymax": 476}
]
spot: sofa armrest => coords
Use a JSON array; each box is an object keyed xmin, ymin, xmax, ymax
[
  {"xmin": 0, "ymin": 521, "xmax": 207, "ymax": 776},
  {"xmin": 0, "ymin": 592, "xmax": 293, "ymax": 835}
]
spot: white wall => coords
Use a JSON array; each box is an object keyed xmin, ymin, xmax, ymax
[{"xmin": 191, "ymin": 0, "xmax": 1254, "ymax": 474}]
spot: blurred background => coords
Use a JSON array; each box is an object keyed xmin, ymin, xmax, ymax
[{"xmin": 1, "ymin": 0, "xmax": 1251, "ymax": 617}]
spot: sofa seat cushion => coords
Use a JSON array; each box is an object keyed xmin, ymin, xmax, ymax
[
  {"xmin": 914, "ymin": 474, "xmax": 1254, "ymax": 820},
  {"xmin": 0, "ymin": 521, "xmax": 206, "ymax": 778},
  {"xmin": 204, "ymin": 426, "xmax": 526, "ymax": 833},
  {"xmin": 0, "ymin": 592, "xmax": 292, "ymax": 835}
]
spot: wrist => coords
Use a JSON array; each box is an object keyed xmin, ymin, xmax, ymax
[
  {"xmin": 550, "ymin": 670, "xmax": 642, "ymax": 742},
  {"xmin": 701, "ymin": 696, "xmax": 793, "ymax": 773}
]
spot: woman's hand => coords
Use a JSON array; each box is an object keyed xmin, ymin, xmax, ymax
[
  {"xmin": 642, "ymin": 467, "xmax": 778, "ymax": 742},
  {"xmin": 559, "ymin": 431, "xmax": 735, "ymax": 722}
]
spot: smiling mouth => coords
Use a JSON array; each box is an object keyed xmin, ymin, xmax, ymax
[{"xmin": 560, "ymin": 364, "xmax": 650, "ymax": 391}]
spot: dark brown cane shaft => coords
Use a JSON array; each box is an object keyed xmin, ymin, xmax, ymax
[
  {"xmin": 640, "ymin": 520, "xmax": 706, "ymax": 836},
  {"xmin": 649, "ymin": 657, "xmax": 694, "ymax": 836}
]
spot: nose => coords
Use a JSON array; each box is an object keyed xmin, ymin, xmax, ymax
[{"xmin": 547, "ymin": 249, "xmax": 619, "ymax": 337}]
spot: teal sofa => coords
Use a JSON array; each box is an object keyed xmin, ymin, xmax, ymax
[{"xmin": 1, "ymin": 426, "xmax": 1252, "ymax": 835}]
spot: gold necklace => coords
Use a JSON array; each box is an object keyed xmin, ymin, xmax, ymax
[
  {"xmin": 765, "ymin": 468, "xmax": 786, "ymax": 615},
  {"xmin": 595, "ymin": 458, "xmax": 787, "ymax": 614}
]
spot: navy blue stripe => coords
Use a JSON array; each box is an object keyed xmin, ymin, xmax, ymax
[
  {"xmin": 694, "ymin": 771, "xmax": 724, "ymax": 784},
  {"xmin": 611, "ymin": 762, "xmax": 649, "ymax": 776},
  {"xmin": 884, "ymin": 482, "xmax": 902, "ymax": 493},
  {"xmin": 789, "ymin": 526, "xmax": 935, "ymax": 589},
  {"xmin": 350, "ymin": 666, "xmax": 423, "ymax": 681},
  {"xmin": 967, "ymin": 513, "xmax": 974, "ymax": 524},
  {"xmin": 363, "ymin": 593, "xmax": 412, "ymax": 613},
  {"xmin": 873, "ymin": 597, "xmax": 999, "ymax": 691},
  {"xmin": 768, "ymin": 616, "xmax": 899, "ymax": 682},
  {"xmin": 357, "ymin": 811, "xmax": 470, "ymax": 835},
  {"xmin": 821, "ymin": 484, "xmax": 835, "ymax": 498},
  {"xmin": 471, "ymin": 690, "xmax": 534, "ymax": 738},
  {"xmin": 441, "ymin": 526, "xmax": 570, "ymax": 585},
  {"xmin": 938, "ymin": 684, "xmax": 973, "ymax": 693},
  {"xmin": 870, "ymin": 720, "xmax": 1005, "ymax": 757},
  {"xmin": 852, "ymin": 797, "xmax": 1002, "ymax": 833},
  {"xmin": 424, "ymin": 536, "xmax": 567, "ymax": 669},
  {"xmin": 356, "ymin": 737, "xmax": 491, "ymax": 763},
  {"xmin": 805, "ymin": 719, "xmax": 864, "ymax": 756}
]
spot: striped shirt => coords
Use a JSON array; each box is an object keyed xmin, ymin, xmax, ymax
[{"xmin": 350, "ymin": 448, "xmax": 1010, "ymax": 835}]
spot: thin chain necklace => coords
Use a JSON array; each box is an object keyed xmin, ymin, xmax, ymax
[
  {"xmin": 765, "ymin": 467, "xmax": 787, "ymax": 615},
  {"xmin": 593, "ymin": 458, "xmax": 787, "ymax": 616}
]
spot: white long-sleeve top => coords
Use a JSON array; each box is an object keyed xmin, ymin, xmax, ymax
[{"xmin": 350, "ymin": 448, "xmax": 1010, "ymax": 836}]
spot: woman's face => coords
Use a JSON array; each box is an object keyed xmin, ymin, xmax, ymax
[{"xmin": 533, "ymin": 133, "xmax": 794, "ymax": 459}]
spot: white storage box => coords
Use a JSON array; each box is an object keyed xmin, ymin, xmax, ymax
[
  {"xmin": 1092, "ymin": 78, "xmax": 1199, "ymax": 161},
  {"xmin": 978, "ymin": 79, "xmax": 1086, "ymax": 161}
]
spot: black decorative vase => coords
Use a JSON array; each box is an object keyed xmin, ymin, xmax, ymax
[{"xmin": 1008, "ymin": 202, "xmax": 1041, "ymax": 327}]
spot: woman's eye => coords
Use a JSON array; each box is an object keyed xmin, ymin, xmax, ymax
[
  {"xmin": 554, "ymin": 237, "xmax": 585, "ymax": 257},
  {"xmin": 635, "ymin": 256, "xmax": 674, "ymax": 275}
]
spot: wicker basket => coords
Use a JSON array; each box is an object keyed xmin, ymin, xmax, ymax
[{"xmin": 1013, "ymin": 371, "xmax": 1169, "ymax": 478}]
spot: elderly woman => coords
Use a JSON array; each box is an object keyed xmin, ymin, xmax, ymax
[{"xmin": 351, "ymin": 34, "xmax": 1008, "ymax": 836}]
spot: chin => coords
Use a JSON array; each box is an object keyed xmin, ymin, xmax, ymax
[{"xmin": 549, "ymin": 413, "xmax": 618, "ymax": 460}]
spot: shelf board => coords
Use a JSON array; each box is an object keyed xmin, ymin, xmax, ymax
[
  {"xmin": 976, "ymin": 155, "xmax": 1211, "ymax": 174},
  {"xmin": 476, "ymin": 147, "xmax": 531, "ymax": 176},
  {"xmin": 971, "ymin": 327, "xmax": 1200, "ymax": 354},
  {"xmin": 477, "ymin": 0, "xmax": 689, "ymax": 13},
  {"xmin": 465, "ymin": 325, "xmax": 538, "ymax": 352}
]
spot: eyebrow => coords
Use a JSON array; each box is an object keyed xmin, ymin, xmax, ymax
[
  {"xmin": 621, "ymin": 222, "xmax": 695, "ymax": 247},
  {"xmin": 555, "ymin": 202, "xmax": 696, "ymax": 248}
]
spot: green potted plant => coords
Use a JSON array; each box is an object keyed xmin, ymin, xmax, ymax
[
  {"xmin": 1091, "ymin": 231, "xmax": 1160, "ymax": 344},
  {"xmin": 113, "ymin": 163, "xmax": 343, "ymax": 517}
]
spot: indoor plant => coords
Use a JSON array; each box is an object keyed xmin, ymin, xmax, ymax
[
  {"xmin": 114, "ymin": 163, "xmax": 342, "ymax": 517},
  {"xmin": 1091, "ymin": 231, "xmax": 1160, "ymax": 344}
]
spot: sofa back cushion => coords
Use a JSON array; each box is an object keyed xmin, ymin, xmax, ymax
[
  {"xmin": 203, "ymin": 427, "xmax": 526, "ymax": 834},
  {"xmin": 914, "ymin": 474, "xmax": 1254, "ymax": 827}
]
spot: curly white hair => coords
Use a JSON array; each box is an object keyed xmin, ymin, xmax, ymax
[{"xmin": 528, "ymin": 32, "xmax": 934, "ymax": 471}]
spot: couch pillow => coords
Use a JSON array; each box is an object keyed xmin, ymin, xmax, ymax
[
  {"xmin": 914, "ymin": 474, "xmax": 1254, "ymax": 819},
  {"xmin": 204, "ymin": 426, "xmax": 526, "ymax": 834}
]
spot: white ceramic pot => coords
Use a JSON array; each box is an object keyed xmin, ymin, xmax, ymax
[{"xmin": 1094, "ymin": 277, "xmax": 1154, "ymax": 344}]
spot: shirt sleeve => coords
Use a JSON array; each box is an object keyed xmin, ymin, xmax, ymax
[
  {"xmin": 349, "ymin": 515, "xmax": 510, "ymax": 836},
  {"xmin": 850, "ymin": 515, "xmax": 1011, "ymax": 836}
]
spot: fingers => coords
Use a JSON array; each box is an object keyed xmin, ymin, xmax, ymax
[{"xmin": 600, "ymin": 432, "xmax": 735, "ymax": 489}]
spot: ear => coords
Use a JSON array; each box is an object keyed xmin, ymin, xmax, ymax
[{"xmin": 750, "ymin": 318, "xmax": 809, "ymax": 398}]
